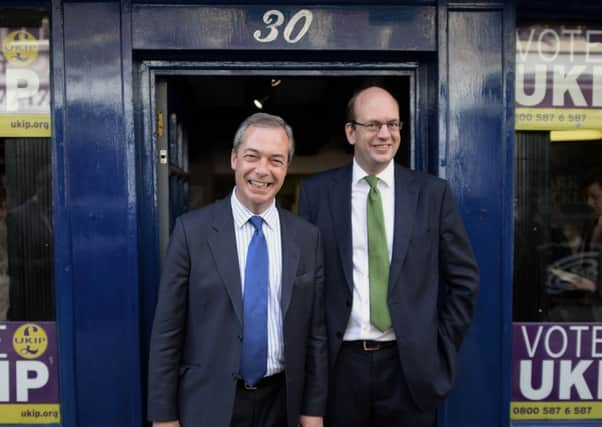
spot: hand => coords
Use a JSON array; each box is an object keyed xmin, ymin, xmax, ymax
[
  {"xmin": 153, "ymin": 422, "xmax": 180, "ymax": 427},
  {"xmin": 299, "ymin": 415, "xmax": 323, "ymax": 427}
]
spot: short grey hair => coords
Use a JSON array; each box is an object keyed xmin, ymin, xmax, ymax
[{"xmin": 233, "ymin": 112, "xmax": 295, "ymax": 162}]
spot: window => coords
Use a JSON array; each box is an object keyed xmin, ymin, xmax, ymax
[
  {"xmin": 511, "ymin": 20, "xmax": 602, "ymax": 422},
  {"xmin": 0, "ymin": 8, "xmax": 52, "ymax": 321},
  {"xmin": 0, "ymin": 8, "xmax": 59, "ymax": 425},
  {"xmin": 513, "ymin": 21, "xmax": 602, "ymax": 322}
]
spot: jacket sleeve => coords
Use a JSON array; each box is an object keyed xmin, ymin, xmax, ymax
[
  {"xmin": 147, "ymin": 218, "xmax": 190, "ymax": 422},
  {"xmin": 438, "ymin": 182, "xmax": 480, "ymax": 350}
]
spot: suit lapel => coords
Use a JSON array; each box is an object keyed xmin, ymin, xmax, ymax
[
  {"xmin": 329, "ymin": 165, "xmax": 354, "ymax": 292},
  {"xmin": 207, "ymin": 197, "xmax": 243, "ymax": 325},
  {"xmin": 389, "ymin": 165, "xmax": 418, "ymax": 291},
  {"xmin": 279, "ymin": 209, "xmax": 300, "ymax": 317}
]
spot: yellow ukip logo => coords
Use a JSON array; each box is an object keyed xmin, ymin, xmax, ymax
[
  {"xmin": 12, "ymin": 323, "xmax": 48, "ymax": 359},
  {"xmin": 2, "ymin": 30, "xmax": 39, "ymax": 66}
]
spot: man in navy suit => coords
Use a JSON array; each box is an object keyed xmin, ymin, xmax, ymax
[
  {"xmin": 148, "ymin": 113, "xmax": 327, "ymax": 427},
  {"xmin": 298, "ymin": 86, "xmax": 479, "ymax": 427}
]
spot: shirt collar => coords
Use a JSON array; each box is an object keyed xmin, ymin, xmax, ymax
[
  {"xmin": 352, "ymin": 158, "xmax": 395, "ymax": 188},
  {"xmin": 231, "ymin": 188, "xmax": 278, "ymax": 230}
]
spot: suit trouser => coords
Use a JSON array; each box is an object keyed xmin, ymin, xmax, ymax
[
  {"xmin": 329, "ymin": 341, "xmax": 436, "ymax": 427},
  {"xmin": 230, "ymin": 373, "xmax": 287, "ymax": 427}
]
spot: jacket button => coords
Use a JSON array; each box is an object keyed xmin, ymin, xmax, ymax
[
  {"xmin": 238, "ymin": 335, "xmax": 243, "ymax": 341},
  {"xmin": 336, "ymin": 332, "xmax": 342, "ymax": 339}
]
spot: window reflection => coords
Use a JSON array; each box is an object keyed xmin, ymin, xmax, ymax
[
  {"xmin": 0, "ymin": 8, "xmax": 53, "ymax": 321},
  {"xmin": 513, "ymin": 134, "xmax": 602, "ymax": 322},
  {"xmin": 0, "ymin": 138, "xmax": 53, "ymax": 321}
]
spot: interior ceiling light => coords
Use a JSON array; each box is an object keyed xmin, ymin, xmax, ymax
[
  {"xmin": 253, "ymin": 96, "xmax": 269, "ymax": 110},
  {"xmin": 271, "ymin": 79, "xmax": 282, "ymax": 87},
  {"xmin": 550, "ymin": 129, "xmax": 602, "ymax": 142}
]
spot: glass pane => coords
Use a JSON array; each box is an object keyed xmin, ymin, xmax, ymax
[
  {"xmin": 512, "ymin": 19, "xmax": 602, "ymax": 421},
  {"xmin": 513, "ymin": 132, "xmax": 602, "ymax": 322},
  {"xmin": 0, "ymin": 8, "xmax": 59, "ymax": 426},
  {"xmin": 0, "ymin": 8, "xmax": 52, "ymax": 321},
  {"xmin": 4, "ymin": 138, "xmax": 53, "ymax": 321}
]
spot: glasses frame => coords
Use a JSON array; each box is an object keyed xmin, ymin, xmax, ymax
[{"xmin": 350, "ymin": 120, "xmax": 403, "ymax": 132}]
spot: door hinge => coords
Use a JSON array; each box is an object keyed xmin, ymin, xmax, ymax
[{"xmin": 157, "ymin": 111, "xmax": 164, "ymax": 137}]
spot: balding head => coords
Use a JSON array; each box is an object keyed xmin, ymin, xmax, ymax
[{"xmin": 346, "ymin": 86, "xmax": 399, "ymax": 123}]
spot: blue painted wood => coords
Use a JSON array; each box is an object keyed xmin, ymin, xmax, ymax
[
  {"xmin": 134, "ymin": 0, "xmax": 438, "ymax": 3},
  {"xmin": 132, "ymin": 5, "xmax": 436, "ymax": 51},
  {"xmin": 441, "ymin": 6, "xmax": 509, "ymax": 427},
  {"xmin": 59, "ymin": 2, "xmax": 142, "ymax": 426},
  {"xmin": 49, "ymin": 1, "xmax": 77, "ymax": 427},
  {"xmin": 501, "ymin": 2, "xmax": 516, "ymax": 426},
  {"xmin": 45, "ymin": 2, "xmax": 518, "ymax": 427},
  {"xmin": 135, "ymin": 57, "xmax": 160, "ymax": 427}
]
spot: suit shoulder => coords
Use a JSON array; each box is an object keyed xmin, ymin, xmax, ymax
[
  {"xmin": 301, "ymin": 165, "xmax": 349, "ymax": 188},
  {"xmin": 400, "ymin": 166, "xmax": 448, "ymax": 192},
  {"xmin": 175, "ymin": 198, "xmax": 228, "ymax": 228},
  {"xmin": 177, "ymin": 205, "xmax": 211, "ymax": 224}
]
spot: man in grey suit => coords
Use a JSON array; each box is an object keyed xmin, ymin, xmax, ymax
[
  {"xmin": 148, "ymin": 113, "xmax": 327, "ymax": 427},
  {"xmin": 298, "ymin": 86, "xmax": 479, "ymax": 427}
]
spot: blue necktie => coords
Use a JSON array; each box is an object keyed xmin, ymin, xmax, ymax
[{"xmin": 240, "ymin": 216, "xmax": 268, "ymax": 386}]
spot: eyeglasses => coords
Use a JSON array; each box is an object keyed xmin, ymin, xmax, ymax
[{"xmin": 350, "ymin": 120, "xmax": 403, "ymax": 132}]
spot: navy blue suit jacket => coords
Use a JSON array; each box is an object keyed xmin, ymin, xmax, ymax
[
  {"xmin": 298, "ymin": 164, "xmax": 479, "ymax": 411},
  {"xmin": 147, "ymin": 197, "xmax": 328, "ymax": 427}
]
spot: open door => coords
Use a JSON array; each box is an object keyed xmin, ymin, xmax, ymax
[{"xmin": 155, "ymin": 79, "xmax": 190, "ymax": 261}]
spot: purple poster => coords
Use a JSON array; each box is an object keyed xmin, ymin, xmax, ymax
[
  {"xmin": 0, "ymin": 321, "xmax": 60, "ymax": 423},
  {"xmin": 512, "ymin": 322, "xmax": 602, "ymax": 420},
  {"xmin": 515, "ymin": 23, "xmax": 602, "ymax": 130}
]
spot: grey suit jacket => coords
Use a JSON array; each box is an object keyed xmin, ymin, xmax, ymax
[
  {"xmin": 298, "ymin": 163, "xmax": 479, "ymax": 411},
  {"xmin": 147, "ymin": 196, "xmax": 328, "ymax": 427}
]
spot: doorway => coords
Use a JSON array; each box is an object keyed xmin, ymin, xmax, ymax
[
  {"xmin": 153, "ymin": 73, "xmax": 414, "ymax": 255},
  {"xmin": 136, "ymin": 63, "xmax": 429, "ymax": 399}
]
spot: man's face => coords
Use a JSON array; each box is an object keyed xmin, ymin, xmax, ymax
[
  {"xmin": 345, "ymin": 87, "xmax": 401, "ymax": 175},
  {"xmin": 586, "ymin": 182, "xmax": 602, "ymax": 217},
  {"xmin": 231, "ymin": 125, "xmax": 289, "ymax": 214}
]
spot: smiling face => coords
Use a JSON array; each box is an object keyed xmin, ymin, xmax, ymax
[
  {"xmin": 231, "ymin": 125, "xmax": 289, "ymax": 214},
  {"xmin": 345, "ymin": 87, "xmax": 401, "ymax": 175}
]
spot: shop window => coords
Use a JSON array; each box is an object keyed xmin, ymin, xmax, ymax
[
  {"xmin": 0, "ymin": 8, "xmax": 59, "ymax": 425},
  {"xmin": 514, "ymin": 133, "xmax": 601, "ymax": 322},
  {"xmin": 513, "ymin": 21, "xmax": 602, "ymax": 322},
  {"xmin": 511, "ymin": 20, "xmax": 602, "ymax": 422},
  {"xmin": 0, "ymin": 8, "xmax": 52, "ymax": 321}
]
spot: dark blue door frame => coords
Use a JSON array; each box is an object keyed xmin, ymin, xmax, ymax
[
  {"xmin": 48, "ymin": 2, "xmax": 513, "ymax": 427},
  {"xmin": 136, "ymin": 60, "xmax": 427, "ymax": 366}
]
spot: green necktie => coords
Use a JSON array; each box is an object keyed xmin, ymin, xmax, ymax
[{"xmin": 365, "ymin": 176, "xmax": 392, "ymax": 331}]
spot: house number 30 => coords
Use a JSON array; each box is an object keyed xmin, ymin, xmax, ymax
[{"xmin": 253, "ymin": 9, "xmax": 313, "ymax": 44}]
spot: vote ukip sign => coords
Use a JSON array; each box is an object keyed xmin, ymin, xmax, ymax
[
  {"xmin": 516, "ymin": 24, "xmax": 602, "ymax": 131},
  {"xmin": 512, "ymin": 323, "xmax": 602, "ymax": 420},
  {"xmin": 0, "ymin": 322, "xmax": 60, "ymax": 423}
]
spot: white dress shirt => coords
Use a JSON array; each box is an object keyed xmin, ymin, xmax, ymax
[
  {"xmin": 231, "ymin": 190, "xmax": 284, "ymax": 375},
  {"xmin": 344, "ymin": 159, "xmax": 397, "ymax": 341}
]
